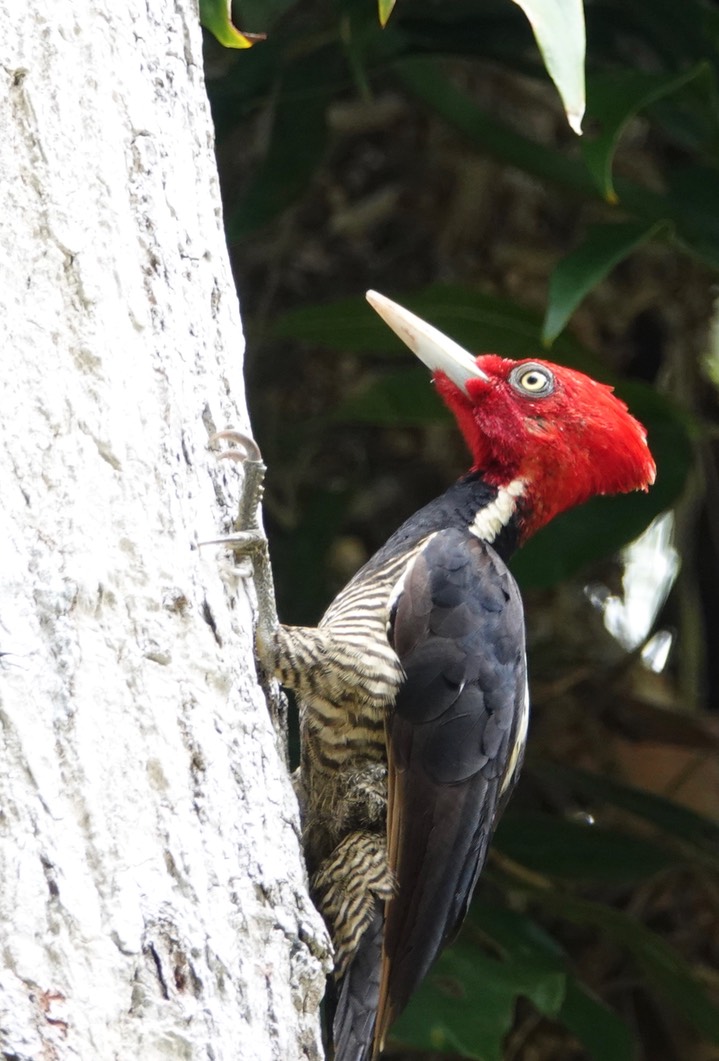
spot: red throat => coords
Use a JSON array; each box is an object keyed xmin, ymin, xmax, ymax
[{"xmin": 434, "ymin": 355, "xmax": 656, "ymax": 541}]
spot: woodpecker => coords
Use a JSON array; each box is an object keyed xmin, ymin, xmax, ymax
[{"xmin": 221, "ymin": 292, "xmax": 655, "ymax": 1061}]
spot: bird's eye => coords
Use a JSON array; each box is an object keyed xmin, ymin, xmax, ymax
[{"xmin": 509, "ymin": 363, "xmax": 554, "ymax": 397}]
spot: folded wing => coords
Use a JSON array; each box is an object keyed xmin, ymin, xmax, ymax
[{"xmin": 376, "ymin": 527, "xmax": 528, "ymax": 1050}]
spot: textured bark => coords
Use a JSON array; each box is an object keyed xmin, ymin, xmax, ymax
[{"xmin": 0, "ymin": 3, "xmax": 330, "ymax": 1058}]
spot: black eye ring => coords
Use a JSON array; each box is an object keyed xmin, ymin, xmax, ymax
[{"xmin": 509, "ymin": 363, "xmax": 555, "ymax": 397}]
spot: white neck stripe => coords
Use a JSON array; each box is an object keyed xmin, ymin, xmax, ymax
[{"xmin": 468, "ymin": 479, "xmax": 525, "ymax": 543}]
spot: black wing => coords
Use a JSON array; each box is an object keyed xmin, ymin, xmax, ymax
[{"xmin": 375, "ymin": 526, "xmax": 528, "ymax": 1049}]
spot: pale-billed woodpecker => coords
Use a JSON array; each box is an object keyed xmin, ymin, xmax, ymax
[{"xmin": 216, "ymin": 292, "xmax": 656, "ymax": 1061}]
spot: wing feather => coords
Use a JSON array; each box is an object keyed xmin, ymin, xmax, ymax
[{"xmin": 375, "ymin": 527, "xmax": 527, "ymax": 1050}]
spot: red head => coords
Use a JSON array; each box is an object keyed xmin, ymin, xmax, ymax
[{"xmin": 366, "ymin": 292, "xmax": 656, "ymax": 541}]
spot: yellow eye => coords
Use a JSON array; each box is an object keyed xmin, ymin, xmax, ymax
[
  {"xmin": 520, "ymin": 370, "xmax": 548, "ymax": 392},
  {"xmin": 509, "ymin": 363, "xmax": 554, "ymax": 397}
]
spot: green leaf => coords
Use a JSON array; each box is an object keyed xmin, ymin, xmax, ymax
[
  {"xmin": 271, "ymin": 284, "xmax": 605, "ymax": 374},
  {"xmin": 524, "ymin": 891, "xmax": 719, "ymax": 1044},
  {"xmin": 560, "ymin": 978, "xmax": 636, "ymax": 1061},
  {"xmin": 509, "ymin": 0, "xmax": 586, "ymax": 133},
  {"xmin": 470, "ymin": 906, "xmax": 634, "ymax": 1061},
  {"xmin": 397, "ymin": 58, "xmax": 599, "ymax": 198},
  {"xmin": 583, "ymin": 65, "xmax": 712, "ymax": 201},
  {"xmin": 666, "ymin": 164, "xmax": 719, "ymax": 267},
  {"xmin": 377, "ymin": 0, "xmax": 396, "ymax": 28},
  {"xmin": 395, "ymin": 59, "xmax": 719, "ymax": 270},
  {"xmin": 271, "ymin": 294, "xmax": 389, "ymax": 351},
  {"xmin": 390, "ymin": 931, "xmax": 565, "ymax": 1060},
  {"xmin": 493, "ymin": 812, "xmax": 677, "ymax": 881},
  {"xmin": 543, "ymin": 220, "xmax": 671, "ymax": 345},
  {"xmin": 402, "ymin": 905, "xmax": 632, "ymax": 1061},
  {"xmin": 394, "ymin": 2, "xmax": 544, "ymax": 73},
  {"xmin": 199, "ymin": 0, "xmax": 264, "ymax": 48},
  {"xmin": 469, "ymin": 908, "xmax": 567, "ymax": 1016},
  {"xmin": 333, "ymin": 370, "xmax": 452, "ymax": 426}
]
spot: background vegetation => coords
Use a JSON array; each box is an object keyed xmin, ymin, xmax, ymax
[{"xmin": 203, "ymin": 1, "xmax": 719, "ymax": 1057}]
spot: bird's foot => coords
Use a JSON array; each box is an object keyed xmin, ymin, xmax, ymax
[
  {"xmin": 343, "ymin": 764, "xmax": 387, "ymax": 826},
  {"xmin": 208, "ymin": 429, "xmax": 288, "ymax": 752},
  {"xmin": 203, "ymin": 430, "xmax": 269, "ymax": 561}
]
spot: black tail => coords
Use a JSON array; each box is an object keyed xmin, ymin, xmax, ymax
[{"xmin": 330, "ymin": 901, "xmax": 384, "ymax": 1061}]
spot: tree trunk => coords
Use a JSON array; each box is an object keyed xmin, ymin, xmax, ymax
[{"xmin": 0, "ymin": 3, "xmax": 329, "ymax": 1058}]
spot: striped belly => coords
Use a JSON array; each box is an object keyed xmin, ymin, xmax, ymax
[
  {"xmin": 281, "ymin": 546, "xmax": 426, "ymax": 871},
  {"xmin": 297, "ymin": 613, "xmax": 401, "ymax": 871}
]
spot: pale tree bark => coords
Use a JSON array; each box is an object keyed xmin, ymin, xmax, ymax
[{"xmin": 0, "ymin": 3, "xmax": 330, "ymax": 1058}]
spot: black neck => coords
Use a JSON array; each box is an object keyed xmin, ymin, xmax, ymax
[{"xmin": 357, "ymin": 472, "xmax": 522, "ymax": 583}]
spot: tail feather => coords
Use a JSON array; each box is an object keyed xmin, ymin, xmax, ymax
[{"xmin": 331, "ymin": 902, "xmax": 384, "ymax": 1061}]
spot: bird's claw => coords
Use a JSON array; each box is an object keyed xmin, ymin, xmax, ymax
[
  {"xmin": 210, "ymin": 430, "xmax": 263, "ymax": 465},
  {"xmin": 211, "ymin": 429, "xmax": 266, "ymax": 531}
]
